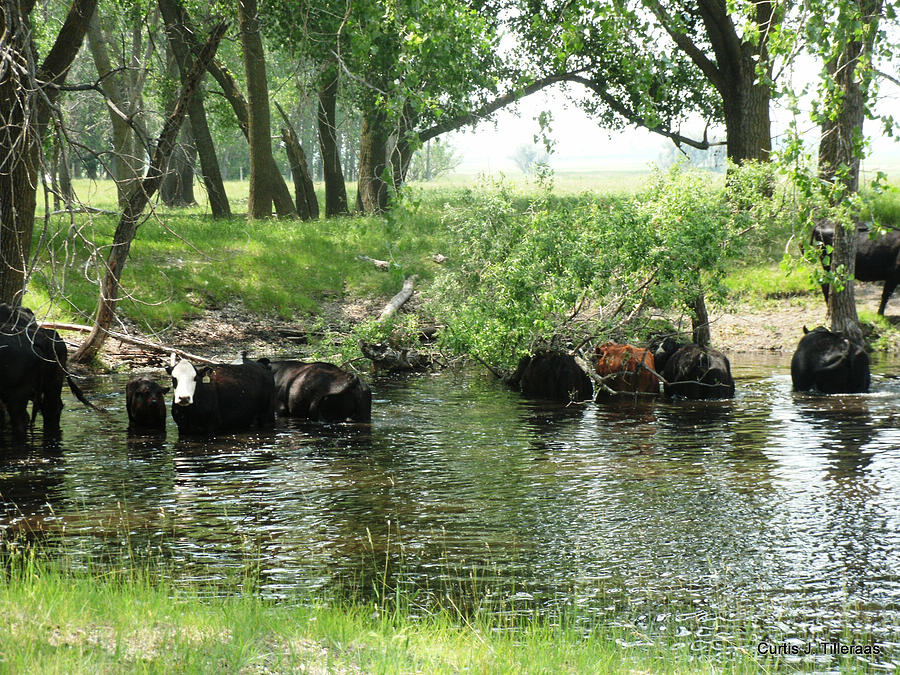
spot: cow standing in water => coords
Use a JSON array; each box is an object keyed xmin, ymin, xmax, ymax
[
  {"xmin": 0, "ymin": 303, "xmax": 94, "ymax": 440},
  {"xmin": 593, "ymin": 343, "xmax": 659, "ymax": 398},
  {"xmin": 506, "ymin": 351, "xmax": 593, "ymax": 402},
  {"xmin": 791, "ymin": 326, "xmax": 870, "ymax": 394},
  {"xmin": 270, "ymin": 361, "xmax": 372, "ymax": 422},
  {"xmin": 166, "ymin": 354, "xmax": 275, "ymax": 435},
  {"xmin": 653, "ymin": 338, "xmax": 735, "ymax": 400},
  {"xmin": 125, "ymin": 379, "xmax": 169, "ymax": 432}
]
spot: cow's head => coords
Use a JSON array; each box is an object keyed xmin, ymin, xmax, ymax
[{"xmin": 166, "ymin": 353, "xmax": 211, "ymax": 406}]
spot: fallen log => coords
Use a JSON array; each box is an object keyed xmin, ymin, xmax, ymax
[
  {"xmin": 40, "ymin": 322, "xmax": 219, "ymax": 365},
  {"xmin": 379, "ymin": 275, "xmax": 417, "ymax": 321},
  {"xmin": 357, "ymin": 255, "xmax": 391, "ymax": 270},
  {"xmin": 360, "ymin": 340, "xmax": 432, "ymax": 372}
]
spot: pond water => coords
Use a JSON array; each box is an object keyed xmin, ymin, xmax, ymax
[{"xmin": 1, "ymin": 354, "xmax": 899, "ymax": 667}]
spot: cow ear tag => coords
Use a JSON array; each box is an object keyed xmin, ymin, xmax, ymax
[{"xmin": 202, "ymin": 375, "xmax": 211, "ymax": 384}]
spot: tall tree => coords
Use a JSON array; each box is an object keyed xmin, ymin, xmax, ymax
[
  {"xmin": 817, "ymin": 0, "xmax": 885, "ymax": 340},
  {"xmin": 0, "ymin": 0, "xmax": 98, "ymax": 305},
  {"xmin": 174, "ymin": 0, "xmax": 294, "ymax": 215},
  {"xmin": 317, "ymin": 64, "xmax": 349, "ymax": 216},
  {"xmin": 513, "ymin": 0, "xmax": 781, "ymax": 163},
  {"xmin": 85, "ymin": 3, "xmax": 155, "ymax": 208},
  {"xmin": 273, "ymin": 0, "xmax": 510, "ymax": 214},
  {"xmin": 159, "ymin": 0, "xmax": 231, "ymax": 218},
  {"xmin": 73, "ymin": 21, "xmax": 226, "ymax": 363},
  {"xmin": 238, "ymin": 0, "xmax": 295, "ymax": 219}
]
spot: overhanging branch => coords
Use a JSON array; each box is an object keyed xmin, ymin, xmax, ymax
[
  {"xmin": 566, "ymin": 74, "xmax": 724, "ymax": 150},
  {"xmin": 416, "ymin": 72, "xmax": 581, "ymax": 144}
]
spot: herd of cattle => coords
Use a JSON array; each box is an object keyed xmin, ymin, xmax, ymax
[
  {"xmin": 509, "ymin": 324, "xmax": 869, "ymax": 405},
  {"xmin": 0, "ymin": 303, "xmax": 372, "ymax": 440},
  {"xmin": 0, "ymin": 299, "xmax": 874, "ymax": 442}
]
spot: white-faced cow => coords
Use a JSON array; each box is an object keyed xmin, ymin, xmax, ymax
[
  {"xmin": 269, "ymin": 361, "xmax": 372, "ymax": 422},
  {"xmin": 125, "ymin": 378, "xmax": 169, "ymax": 432},
  {"xmin": 166, "ymin": 354, "xmax": 275, "ymax": 435},
  {"xmin": 0, "ymin": 303, "xmax": 94, "ymax": 441}
]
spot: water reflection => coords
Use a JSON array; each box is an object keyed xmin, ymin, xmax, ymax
[{"xmin": 0, "ymin": 358, "xmax": 897, "ymax": 664}]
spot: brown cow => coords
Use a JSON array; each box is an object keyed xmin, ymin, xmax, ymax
[{"xmin": 593, "ymin": 343, "xmax": 659, "ymax": 398}]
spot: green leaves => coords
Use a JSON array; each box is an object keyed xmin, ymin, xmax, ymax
[{"xmin": 430, "ymin": 165, "xmax": 778, "ymax": 370}]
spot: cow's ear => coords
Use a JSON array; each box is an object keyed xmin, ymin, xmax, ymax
[
  {"xmin": 257, "ymin": 357, "xmax": 271, "ymax": 368},
  {"xmin": 160, "ymin": 386, "xmax": 171, "ymax": 394},
  {"xmin": 164, "ymin": 365, "xmax": 173, "ymax": 375},
  {"xmin": 802, "ymin": 325, "xmax": 809, "ymax": 334},
  {"xmin": 196, "ymin": 366, "xmax": 213, "ymax": 383}
]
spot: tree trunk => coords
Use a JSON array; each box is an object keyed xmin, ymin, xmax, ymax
[
  {"xmin": 317, "ymin": 68, "xmax": 349, "ymax": 216},
  {"xmin": 391, "ymin": 136, "xmax": 415, "ymax": 189},
  {"xmin": 0, "ymin": 0, "xmax": 97, "ymax": 305},
  {"xmin": 819, "ymin": 0, "xmax": 881, "ymax": 343},
  {"xmin": 158, "ymin": 0, "xmax": 230, "ymax": 218},
  {"xmin": 390, "ymin": 106, "xmax": 416, "ymax": 189},
  {"xmin": 73, "ymin": 21, "xmax": 226, "ymax": 363},
  {"xmin": 277, "ymin": 104, "xmax": 318, "ymax": 220},
  {"xmin": 50, "ymin": 141, "xmax": 62, "ymax": 210},
  {"xmin": 86, "ymin": 10, "xmax": 144, "ymax": 209},
  {"xmin": 238, "ymin": 0, "xmax": 295, "ymax": 220},
  {"xmin": 721, "ymin": 73, "xmax": 772, "ymax": 163},
  {"xmin": 690, "ymin": 293, "xmax": 712, "ymax": 347},
  {"xmin": 57, "ymin": 139, "xmax": 74, "ymax": 207},
  {"xmin": 162, "ymin": 120, "xmax": 197, "ymax": 206},
  {"xmin": 356, "ymin": 110, "xmax": 390, "ymax": 214}
]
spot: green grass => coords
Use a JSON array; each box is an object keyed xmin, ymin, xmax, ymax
[
  {"xmin": 27, "ymin": 179, "xmax": 452, "ymax": 331},
  {"xmin": 24, "ymin": 174, "xmax": 900, "ymax": 337},
  {"xmin": 725, "ymin": 262, "xmax": 819, "ymax": 303},
  {"xmin": 0, "ymin": 554, "xmax": 792, "ymax": 674}
]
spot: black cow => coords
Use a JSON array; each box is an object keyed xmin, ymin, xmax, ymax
[
  {"xmin": 270, "ymin": 361, "xmax": 372, "ymax": 422},
  {"xmin": 812, "ymin": 222, "xmax": 900, "ymax": 315},
  {"xmin": 653, "ymin": 338, "xmax": 735, "ymax": 399},
  {"xmin": 0, "ymin": 303, "xmax": 93, "ymax": 440},
  {"xmin": 506, "ymin": 351, "xmax": 593, "ymax": 402},
  {"xmin": 166, "ymin": 354, "xmax": 275, "ymax": 435},
  {"xmin": 125, "ymin": 378, "xmax": 169, "ymax": 431},
  {"xmin": 790, "ymin": 326, "xmax": 870, "ymax": 394}
]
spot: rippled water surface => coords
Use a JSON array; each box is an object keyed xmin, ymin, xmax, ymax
[{"xmin": 2, "ymin": 354, "xmax": 899, "ymax": 666}]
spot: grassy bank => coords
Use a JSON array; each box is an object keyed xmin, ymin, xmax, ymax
[
  {"xmin": 28, "ymin": 179, "xmax": 455, "ymax": 332},
  {"xmin": 0, "ymin": 557, "xmax": 782, "ymax": 674}
]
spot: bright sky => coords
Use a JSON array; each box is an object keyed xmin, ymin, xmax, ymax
[{"xmin": 449, "ymin": 80, "xmax": 900, "ymax": 177}]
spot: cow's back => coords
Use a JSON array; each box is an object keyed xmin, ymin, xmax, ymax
[
  {"xmin": 662, "ymin": 345, "xmax": 735, "ymax": 399},
  {"xmin": 210, "ymin": 363, "xmax": 275, "ymax": 430},
  {"xmin": 594, "ymin": 344, "xmax": 658, "ymax": 395},
  {"xmin": 271, "ymin": 361, "xmax": 371, "ymax": 421}
]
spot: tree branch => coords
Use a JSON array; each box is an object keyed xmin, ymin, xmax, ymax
[
  {"xmin": 644, "ymin": 0, "xmax": 725, "ymax": 92},
  {"xmin": 417, "ymin": 72, "xmax": 580, "ymax": 143},
  {"xmin": 566, "ymin": 75, "xmax": 724, "ymax": 149}
]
